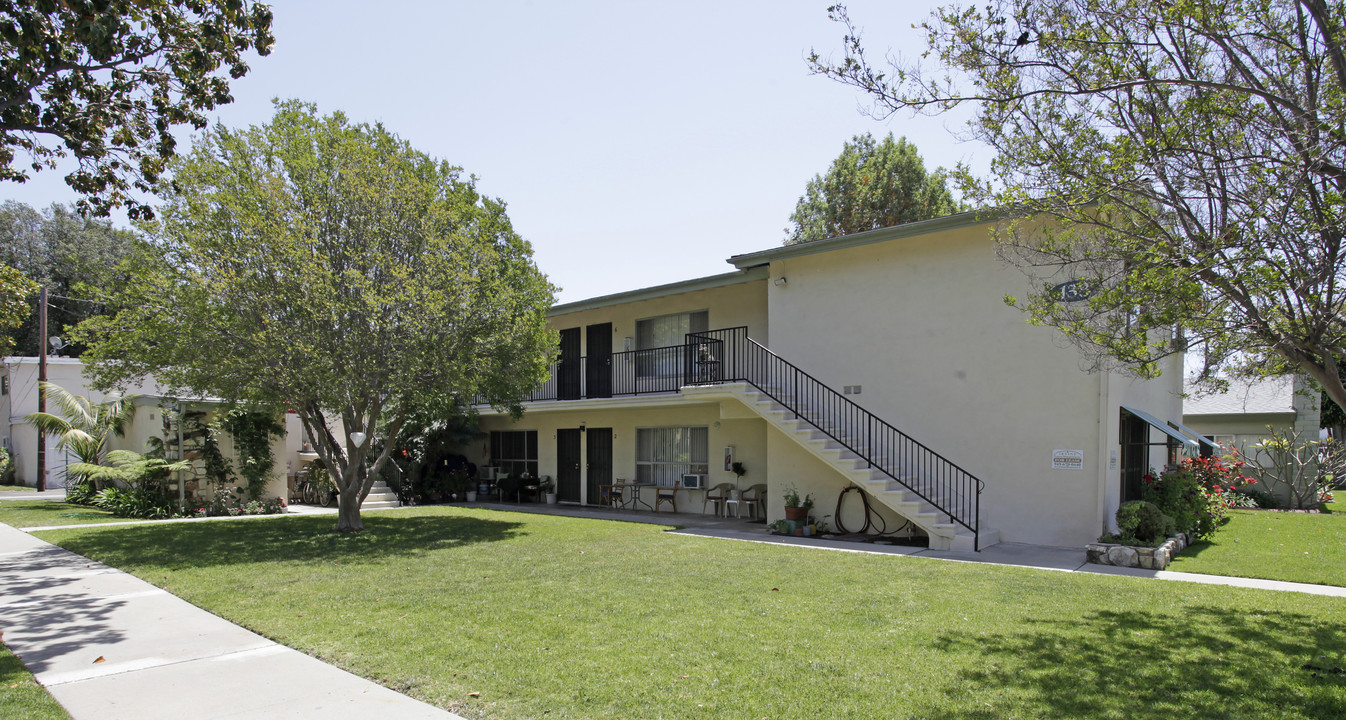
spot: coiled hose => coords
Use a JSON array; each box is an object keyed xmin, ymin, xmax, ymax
[{"xmin": 833, "ymin": 484, "xmax": 911, "ymax": 536}]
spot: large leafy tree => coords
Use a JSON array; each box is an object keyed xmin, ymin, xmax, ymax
[
  {"xmin": 0, "ymin": 0, "xmax": 274, "ymax": 219},
  {"xmin": 0, "ymin": 262, "xmax": 38, "ymax": 356},
  {"xmin": 786, "ymin": 131, "xmax": 961, "ymax": 244},
  {"xmin": 810, "ymin": 1, "xmax": 1346, "ymax": 414},
  {"xmin": 76, "ymin": 101, "xmax": 558, "ymax": 532},
  {"xmin": 0, "ymin": 200, "xmax": 135, "ymax": 356}
]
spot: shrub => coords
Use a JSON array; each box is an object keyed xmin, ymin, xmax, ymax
[
  {"xmin": 92, "ymin": 486, "xmax": 173, "ymax": 519},
  {"xmin": 1183, "ymin": 454, "xmax": 1256, "ymax": 494},
  {"xmin": 1110, "ymin": 500, "xmax": 1177, "ymax": 546},
  {"xmin": 0, "ymin": 447, "xmax": 13, "ymax": 484},
  {"xmin": 1142, "ymin": 465, "xmax": 1230, "ymax": 540},
  {"xmin": 194, "ymin": 487, "xmax": 286, "ymax": 517},
  {"xmin": 65, "ymin": 480, "xmax": 98, "ymax": 505},
  {"xmin": 1235, "ymin": 487, "xmax": 1282, "ymax": 509}
]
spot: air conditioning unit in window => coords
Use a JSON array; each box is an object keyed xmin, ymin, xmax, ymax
[{"xmin": 681, "ymin": 473, "xmax": 705, "ymax": 489}]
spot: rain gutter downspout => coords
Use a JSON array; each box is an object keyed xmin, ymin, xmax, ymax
[
  {"xmin": 1096, "ymin": 372, "xmax": 1112, "ymax": 537},
  {"xmin": 178, "ymin": 400, "xmax": 186, "ymax": 514}
]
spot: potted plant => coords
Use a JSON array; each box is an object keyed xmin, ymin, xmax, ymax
[
  {"xmin": 783, "ymin": 485, "xmax": 812, "ymax": 522},
  {"xmin": 541, "ymin": 476, "xmax": 557, "ymax": 504},
  {"xmin": 731, "ymin": 461, "xmax": 747, "ymax": 481}
]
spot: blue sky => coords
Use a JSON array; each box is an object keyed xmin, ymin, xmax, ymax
[{"xmin": 6, "ymin": 0, "xmax": 990, "ymax": 304}]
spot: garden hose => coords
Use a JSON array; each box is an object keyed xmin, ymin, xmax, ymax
[{"xmin": 834, "ymin": 484, "xmax": 911, "ymax": 537}]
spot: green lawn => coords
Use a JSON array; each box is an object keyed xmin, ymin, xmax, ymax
[
  {"xmin": 1168, "ymin": 504, "xmax": 1346, "ymax": 587},
  {"xmin": 35, "ymin": 507, "xmax": 1346, "ymax": 720},
  {"xmin": 0, "ymin": 500, "xmax": 123, "ymax": 529},
  {"xmin": 0, "ymin": 642, "xmax": 71, "ymax": 720},
  {"xmin": 0, "ymin": 484, "xmax": 37, "ymax": 492}
]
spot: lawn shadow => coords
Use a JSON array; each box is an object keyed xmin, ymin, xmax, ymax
[
  {"xmin": 919, "ymin": 605, "xmax": 1346, "ymax": 719},
  {"xmin": 0, "ymin": 500, "xmax": 117, "ymax": 524},
  {"xmin": 39, "ymin": 512, "xmax": 528, "ymax": 571},
  {"xmin": 1172, "ymin": 539, "xmax": 1216, "ymax": 558}
]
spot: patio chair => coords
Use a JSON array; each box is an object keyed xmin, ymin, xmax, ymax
[
  {"xmin": 703, "ymin": 482, "xmax": 735, "ymax": 516},
  {"xmin": 742, "ymin": 483, "xmax": 767, "ymax": 521},
  {"xmin": 723, "ymin": 487, "xmax": 744, "ymax": 518},
  {"xmin": 599, "ymin": 479, "xmax": 626, "ymax": 508},
  {"xmin": 655, "ymin": 480, "xmax": 680, "ymax": 512},
  {"xmin": 496, "ymin": 475, "xmax": 521, "ymax": 503}
]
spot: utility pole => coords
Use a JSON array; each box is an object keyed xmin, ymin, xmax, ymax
[{"xmin": 36, "ymin": 286, "xmax": 46, "ymax": 492}]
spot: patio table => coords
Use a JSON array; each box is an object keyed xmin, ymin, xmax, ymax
[{"xmin": 618, "ymin": 482, "xmax": 657, "ymax": 511}]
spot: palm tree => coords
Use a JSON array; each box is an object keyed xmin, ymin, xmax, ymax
[{"xmin": 25, "ymin": 382, "xmax": 138, "ymax": 487}]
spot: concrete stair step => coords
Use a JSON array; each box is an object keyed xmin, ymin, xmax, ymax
[{"xmin": 361, "ymin": 480, "xmax": 400, "ymax": 508}]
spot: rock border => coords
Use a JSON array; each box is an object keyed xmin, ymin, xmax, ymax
[{"xmin": 1085, "ymin": 532, "xmax": 1190, "ymax": 570}]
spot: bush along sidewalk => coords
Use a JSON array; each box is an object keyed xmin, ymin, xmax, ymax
[{"xmin": 1088, "ymin": 457, "xmax": 1252, "ymax": 569}]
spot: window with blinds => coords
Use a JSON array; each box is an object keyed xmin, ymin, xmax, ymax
[
  {"xmin": 635, "ymin": 310, "xmax": 708, "ymax": 377},
  {"xmin": 635, "ymin": 426, "xmax": 709, "ymax": 487},
  {"xmin": 490, "ymin": 430, "xmax": 538, "ymax": 478}
]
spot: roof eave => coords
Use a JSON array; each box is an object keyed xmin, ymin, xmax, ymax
[
  {"xmin": 550, "ymin": 266, "xmax": 768, "ymax": 317},
  {"xmin": 726, "ymin": 209, "xmax": 1015, "ymax": 270}
]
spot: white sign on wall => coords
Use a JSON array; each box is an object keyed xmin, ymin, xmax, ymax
[{"xmin": 1052, "ymin": 449, "xmax": 1084, "ymax": 470}]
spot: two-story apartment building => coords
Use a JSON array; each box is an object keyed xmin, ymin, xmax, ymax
[{"xmin": 469, "ymin": 212, "xmax": 1192, "ymax": 549}]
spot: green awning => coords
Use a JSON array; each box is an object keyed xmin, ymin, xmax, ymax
[{"xmin": 1121, "ymin": 405, "xmax": 1199, "ymax": 452}]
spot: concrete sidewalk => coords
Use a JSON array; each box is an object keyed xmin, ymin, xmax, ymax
[{"xmin": 0, "ymin": 522, "xmax": 463, "ymax": 720}]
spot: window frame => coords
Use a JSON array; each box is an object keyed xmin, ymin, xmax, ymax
[
  {"xmin": 635, "ymin": 426, "xmax": 709, "ymax": 487},
  {"xmin": 634, "ymin": 309, "xmax": 708, "ymax": 378},
  {"xmin": 490, "ymin": 430, "xmax": 539, "ymax": 478}
]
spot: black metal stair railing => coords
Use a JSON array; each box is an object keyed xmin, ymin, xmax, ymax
[{"xmin": 685, "ymin": 326, "xmax": 983, "ymax": 550}]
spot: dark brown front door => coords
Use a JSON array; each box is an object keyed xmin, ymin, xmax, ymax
[
  {"xmin": 1120, "ymin": 411, "xmax": 1149, "ymax": 502},
  {"xmin": 586, "ymin": 323, "xmax": 612, "ymax": 398},
  {"xmin": 558, "ymin": 327, "xmax": 581, "ymax": 400},
  {"xmin": 557, "ymin": 429, "xmax": 581, "ymax": 503},
  {"xmin": 586, "ymin": 428, "xmax": 612, "ymax": 505}
]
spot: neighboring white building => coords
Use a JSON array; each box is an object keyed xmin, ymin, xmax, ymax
[
  {"xmin": 2, "ymin": 357, "xmax": 159, "ymax": 488},
  {"xmin": 1183, "ymin": 375, "xmax": 1322, "ymax": 455},
  {"xmin": 1, "ymin": 357, "xmax": 286, "ymax": 501},
  {"xmin": 470, "ymin": 213, "xmax": 1191, "ymax": 549}
]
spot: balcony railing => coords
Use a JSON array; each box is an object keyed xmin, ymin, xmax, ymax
[{"xmin": 503, "ymin": 344, "xmax": 706, "ymax": 402}]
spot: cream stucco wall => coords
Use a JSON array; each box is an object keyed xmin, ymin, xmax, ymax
[
  {"xmin": 106, "ymin": 402, "xmax": 289, "ymax": 502},
  {"xmin": 472, "ymin": 399, "xmax": 767, "ymax": 511},
  {"xmin": 757, "ymin": 221, "xmax": 1184, "ymax": 546},
  {"xmin": 549, "ymin": 274, "xmax": 769, "ymax": 355}
]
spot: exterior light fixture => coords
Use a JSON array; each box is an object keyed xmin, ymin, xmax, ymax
[
  {"xmin": 349, "ymin": 431, "xmax": 368, "ymax": 447},
  {"xmin": 774, "ymin": 277, "xmax": 787, "ymax": 287}
]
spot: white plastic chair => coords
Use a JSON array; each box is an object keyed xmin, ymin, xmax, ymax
[{"xmin": 724, "ymin": 488, "xmax": 744, "ymax": 518}]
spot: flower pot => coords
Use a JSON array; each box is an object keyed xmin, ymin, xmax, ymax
[
  {"xmin": 466, "ymin": 491, "xmax": 477, "ymax": 502},
  {"xmin": 784, "ymin": 506, "xmax": 808, "ymax": 521},
  {"xmin": 546, "ymin": 492, "xmax": 557, "ymax": 505}
]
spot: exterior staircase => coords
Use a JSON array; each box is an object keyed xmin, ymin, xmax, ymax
[
  {"xmin": 360, "ymin": 479, "xmax": 400, "ymax": 510},
  {"xmin": 682, "ymin": 327, "xmax": 997, "ymax": 551},
  {"xmin": 684, "ymin": 383, "xmax": 997, "ymax": 550}
]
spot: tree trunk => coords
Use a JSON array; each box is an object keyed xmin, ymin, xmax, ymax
[{"xmin": 334, "ymin": 484, "xmax": 364, "ymax": 532}]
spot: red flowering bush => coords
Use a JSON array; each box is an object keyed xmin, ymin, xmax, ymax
[
  {"xmin": 1183, "ymin": 455, "xmax": 1255, "ymax": 494},
  {"xmin": 1142, "ymin": 464, "xmax": 1232, "ymax": 540}
]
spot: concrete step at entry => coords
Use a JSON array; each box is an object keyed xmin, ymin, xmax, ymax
[{"xmin": 361, "ymin": 480, "xmax": 399, "ymax": 508}]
